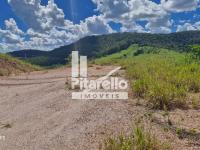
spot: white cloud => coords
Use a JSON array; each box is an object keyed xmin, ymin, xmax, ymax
[
  {"xmin": 92, "ymin": 0, "xmax": 200, "ymax": 34},
  {"xmin": 0, "ymin": 0, "xmax": 199, "ymax": 52},
  {"xmin": 23, "ymin": 15, "xmax": 114, "ymax": 51},
  {"xmin": 161, "ymin": 0, "xmax": 200, "ymax": 12},
  {"xmin": 8, "ymin": 0, "xmax": 66, "ymax": 32},
  {"xmin": 5, "ymin": 18, "xmax": 24, "ymax": 35},
  {"xmin": 0, "ymin": 29, "xmax": 23, "ymax": 44},
  {"xmin": 92, "ymin": 0, "xmax": 167, "ymax": 21},
  {"xmin": 0, "ymin": 18, "xmax": 24, "ymax": 46},
  {"xmin": 145, "ymin": 16, "xmax": 172, "ymax": 33},
  {"xmin": 1, "ymin": 0, "xmax": 113, "ymax": 52},
  {"xmin": 92, "ymin": 0, "xmax": 129, "ymax": 20},
  {"xmin": 177, "ymin": 21, "xmax": 200, "ymax": 32},
  {"xmin": 127, "ymin": 0, "xmax": 167, "ymax": 20},
  {"xmin": 0, "ymin": 43, "xmax": 22, "ymax": 52},
  {"xmin": 92, "ymin": 0, "xmax": 170, "ymax": 33},
  {"xmin": 120, "ymin": 22, "xmax": 145, "ymax": 33},
  {"xmin": 81, "ymin": 15, "xmax": 114, "ymax": 35}
]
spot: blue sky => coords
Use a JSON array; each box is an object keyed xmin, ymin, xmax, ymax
[
  {"xmin": 0, "ymin": 0, "xmax": 98, "ymax": 31},
  {"xmin": 0, "ymin": 0, "xmax": 200, "ymax": 52}
]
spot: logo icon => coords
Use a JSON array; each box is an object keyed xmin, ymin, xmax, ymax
[
  {"xmin": 71, "ymin": 51, "xmax": 128, "ymax": 100},
  {"xmin": 0, "ymin": 136, "xmax": 5, "ymax": 141}
]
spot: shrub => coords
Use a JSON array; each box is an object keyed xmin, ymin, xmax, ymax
[{"xmin": 190, "ymin": 45, "xmax": 200, "ymax": 60}]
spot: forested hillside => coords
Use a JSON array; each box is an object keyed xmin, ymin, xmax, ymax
[{"xmin": 9, "ymin": 31, "xmax": 200, "ymax": 66}]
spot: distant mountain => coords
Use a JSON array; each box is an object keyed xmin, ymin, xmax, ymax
[
  {"xmin": 9, "ymin": 31, "xmax": 200, "ymax": 66},
  {"xmin": 9, "ymin": 50, "xmax": 48, "ymax": 58}
]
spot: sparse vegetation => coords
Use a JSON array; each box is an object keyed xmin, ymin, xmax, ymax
[
  {"xmin": 96, "ymin": 45, "xmax": 200, "ymax": 110},
  {"xmin": 0, "ymin": 53, "xmax": 41, "ymax": 76},
  {"xmin": 176, "ymin": 127, "xmax": 184, "ymax": 139},
  {"xmin": 189, "ymin": 45, "xmax": 200, "ymax": 60},
  {"xmin": 124, "ymin": 51, "xmax": 200, "ymax": 110},
  {"xmin": 100, "ymin": 125, "xmax": 171, "ymax": 150}
]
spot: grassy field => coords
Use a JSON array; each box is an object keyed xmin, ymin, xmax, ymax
[
  {"xmin": 96, "ymin": 45, "xmax": 200, "ymax": 149},
  {"xmin": 0, "ymin": 53, "xmax": 41, "ymax": 76},
  {"xmin": 95, "ymin": 45, "xmax": 200, "ymax": 110}
]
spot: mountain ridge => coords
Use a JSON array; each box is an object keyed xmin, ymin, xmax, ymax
[{"xmin": 8, "ymin": 31, "xmax": 200, "ymax": 66}]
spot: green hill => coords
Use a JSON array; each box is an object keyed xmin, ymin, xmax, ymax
[{"xmin": 9, "ymin": 31, "xmax": 200, "ymax": 67}]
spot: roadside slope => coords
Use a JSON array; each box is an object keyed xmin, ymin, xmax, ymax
[{"xmin": 0, "ymin": 53, "xmax": 41, "ymax": 76}]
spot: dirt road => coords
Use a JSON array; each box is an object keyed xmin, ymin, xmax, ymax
[
  {"xmin": 0, "ymin": 66, "xmax": 136, "ymax": 150},
  {"xmin": 1, "ymin": 66, "xmax": 200, "ymax": 150}
]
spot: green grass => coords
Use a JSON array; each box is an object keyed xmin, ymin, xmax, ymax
[
  {"xmin": 95, "ymin": 45, "xmax": 139, "ymax": 65},
  {"xmin": 100, "ymin": 125, "xmax": 171, "ymax": 150},
  {"xmin": 0, "ymin": 53, "xmax": 41, "ymax": 76},
  {"xmin": 95, "ymin": 45, "xmax": 200, "ymax": 110},
  {"xmin": 95, "ymin": 45, "xmax": 166, "ymax": 66},
  {"xmin": 124, "ymin": 52, "xmax": 200, "ymax": 109}
]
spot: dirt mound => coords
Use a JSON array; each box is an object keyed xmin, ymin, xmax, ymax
[{"xmin": 0, "ymin": 54, "xmax": 40, "ymax": 76}]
